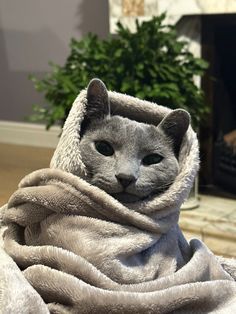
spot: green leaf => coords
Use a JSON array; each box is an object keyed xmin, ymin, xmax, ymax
[{"xmin": 29, "ymin": 13, "xmax": 209, "ymax": 129}]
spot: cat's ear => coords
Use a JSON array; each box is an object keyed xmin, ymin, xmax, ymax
[
  {"xmin": 158, "ymin": 109, "xmax": 190, "ymax": 156},
  {"xmin": 86, "ymin": 78, "xmax": 110, "ymax": 119}
]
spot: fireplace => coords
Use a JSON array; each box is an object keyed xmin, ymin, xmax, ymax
[
  {"xmin": 201, "ymin": 14, "xmax": 236, "ymax": 195},
  {"xmin": 214, "ymin": 134, "xmax": 236, "ymax": 194}
]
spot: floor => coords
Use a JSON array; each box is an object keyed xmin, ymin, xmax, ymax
[
  {"xmin": 0, "ymin": 143, "xmax": 54, "ymax": 204},
  {"xmin": 180, "ymin": 195, "xmax": 236, "ymax": 258},
  {"xmin": 0, "ymin": 143, "xmax": 235, "ymax": 257}
]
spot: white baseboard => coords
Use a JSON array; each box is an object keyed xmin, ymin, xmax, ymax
[{"xmin": 0, "ymin": 121, "xmax": 60, "ymax": 148}]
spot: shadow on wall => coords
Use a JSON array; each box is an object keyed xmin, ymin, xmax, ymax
[
  {"xmin": 0, "ymin": 0, "xmax": 109, "ymax": 122},
  {"xmin": 0, "ymin": 28, "xmax": 65, "ymax": 121},
  {"xmin": 76, "ymin": 0, "xmax": 109, "ymax": 38}
]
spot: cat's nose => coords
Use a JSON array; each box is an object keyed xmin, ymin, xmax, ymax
[{"xmin": 115, "ymin": 173, "xmax": 137, "ymax": 188}]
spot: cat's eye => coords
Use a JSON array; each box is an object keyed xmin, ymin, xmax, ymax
[
  {"xmin": 142, "ymin": 154, "xmax": 163, "ymax": 166},
  {"xmin": 95, "ymin": 141, "xmax": 114, "ymax": 156}
]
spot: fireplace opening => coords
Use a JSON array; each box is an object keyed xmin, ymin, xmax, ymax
[{"xmin": 201, "ymin": 14, "xmax": 236, "ymax": 196}]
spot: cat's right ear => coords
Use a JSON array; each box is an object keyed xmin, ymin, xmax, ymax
[{"xmin": 86, "ymin": 78, "xmax": 110, "ymax": 119}]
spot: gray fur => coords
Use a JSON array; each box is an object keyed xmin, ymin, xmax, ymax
[
  {"xmin": 78, "ymin": 79, "xmax": 189, "ymax": 203},
  {"xmin": 79, "ymin": 116, "xmax": 179, "ymax": 202}
]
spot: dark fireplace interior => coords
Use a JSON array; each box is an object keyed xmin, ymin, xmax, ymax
[{"xmin": 201, "ymin": 14, "xmax": 236, "ymax": 196}]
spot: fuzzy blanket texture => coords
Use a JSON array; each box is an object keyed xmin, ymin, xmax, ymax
[{"xmin": 0, "ymin": 89, "xmax": 236, "ymax": 313}]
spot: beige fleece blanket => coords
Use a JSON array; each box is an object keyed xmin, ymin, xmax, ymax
[
  {"xmin": 1, "ymin": 168, "xmax": 236, "ymax": 313},
  {"xmin": 1, "ymin": 89, "xmax": 236, "ymax": 313}
]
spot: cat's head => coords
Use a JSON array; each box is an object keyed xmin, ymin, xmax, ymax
[{"xmin": 78, "ymin": 79, "xmax": 190, "ymax": 203}]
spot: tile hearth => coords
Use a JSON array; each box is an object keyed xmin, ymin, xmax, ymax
[{"xmin": 180, "ymin": 195, "xmax": 236, "ymax": 258}]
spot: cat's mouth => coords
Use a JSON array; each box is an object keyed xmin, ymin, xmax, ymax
[
  {"xmin": 111, "ymin": 188, "xmax": 166, "ymax": 204},
  {"xmin": 111, "ymin": 192, "xmax": 143, "ymax": 203}
]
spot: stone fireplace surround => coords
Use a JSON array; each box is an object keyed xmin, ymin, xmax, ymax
[
  {"xmin": 109, "ymin": 0, "xmax": 236, "ymax": 67},
  {"xmin": 109, "ymin": 1, "xmax": 236, "ymax": 29}
]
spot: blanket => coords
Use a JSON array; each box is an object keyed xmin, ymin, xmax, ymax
[{"xmin": 1, "ymin": 89, "xmax": 236, "ymax": 313}]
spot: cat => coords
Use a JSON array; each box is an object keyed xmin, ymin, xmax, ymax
[{"xmin": 79, "ymin": 79, "xmax": 190, "ymax": 203}]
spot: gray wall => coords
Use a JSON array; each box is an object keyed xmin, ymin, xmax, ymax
[{"xmin": 0, "ymin": 0, "xmax": 109, "ymax": 121}]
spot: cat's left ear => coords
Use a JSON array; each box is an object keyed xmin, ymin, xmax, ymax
[
  {"xmin": 158, "ymin": 109, "xmax": 190, "ymax": 156},
  {"xmin": 86, "ymin": 78, "xmax": 110, "ymax": 119}
]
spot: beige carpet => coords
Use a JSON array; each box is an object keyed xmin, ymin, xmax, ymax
[{"xmin": 0, "ymin": 143, "xmax": 54, "ymax": 205}]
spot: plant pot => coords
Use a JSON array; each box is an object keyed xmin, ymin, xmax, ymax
[{"xmin": 181, "ymin": 176, "xmax": 200, "ymax": 210}]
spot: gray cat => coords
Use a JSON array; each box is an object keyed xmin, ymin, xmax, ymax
[{"xmin": 79, "ymin": 79, "xmax": 190, "ymax": 203}]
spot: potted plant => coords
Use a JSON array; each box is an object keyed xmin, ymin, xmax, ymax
[
  {"xmin": 30, "ymin": 13, "xmax": 208, "ymax": 130},
  {"xmin": 30, "ymin": 14, "xmax": 209, "ymax": 209}
]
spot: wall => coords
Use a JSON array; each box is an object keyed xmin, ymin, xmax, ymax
[{"xmin": 0, "ymin": 0, "xmax": 109, "ymax": 121}]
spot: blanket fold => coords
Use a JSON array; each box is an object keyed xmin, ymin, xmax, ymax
[
  {"xmin": 1, "ymin": 89, "xmax": 236, "ymax": 313},
  {"xmin": 2, "ymin": 168, "xmax": 236, "ymax": 313}
]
